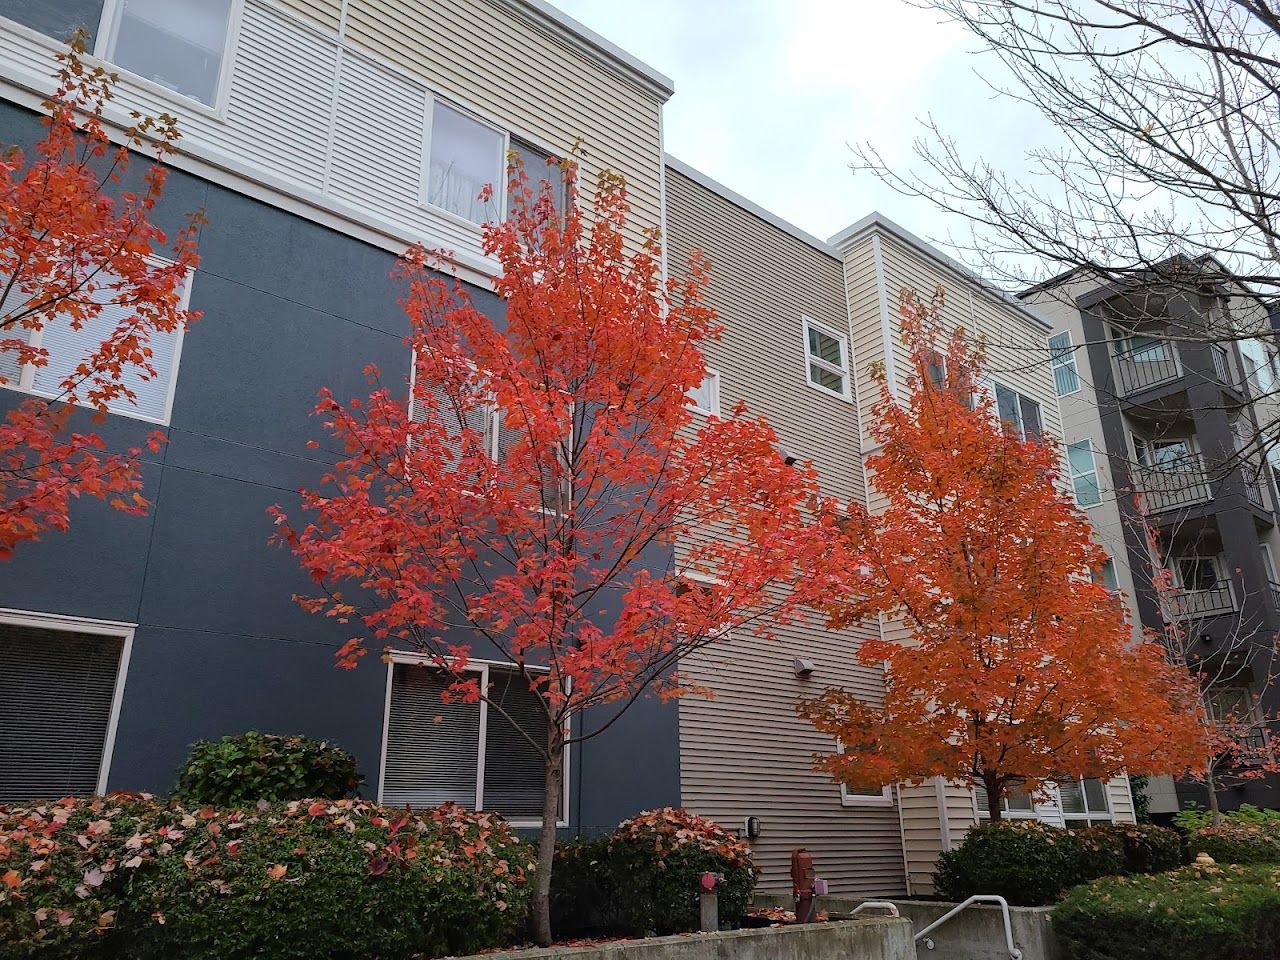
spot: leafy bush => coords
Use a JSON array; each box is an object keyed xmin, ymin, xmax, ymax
[
  {"xmin": 0, "ymin": 796, "xmax": 532, "ymax": 960},
  {"xmin": 175, "ymin": 732, "xmax": 362, "ymax": 806},
  {"xmin": 1084, "ymin": 822, "xmax": 1183, "ymax": 875},
  {"xmin": 551, "ymin": 808, "xmax": 757, "ymax": 937},
  {"xmin": 1173, "ymin": 802, "xmax": 1280, "ymax": 833},
  {"xmin": 934, "ymin": 821, "xmax": 1125, "ymax": 907},
  {"xmin": 1190, "ymin": 820, "xmax": 1280, "ymax": 865},
  {"xmin": 1054, "ymin": 863, "xmax": 1280, "ymax": 960}
]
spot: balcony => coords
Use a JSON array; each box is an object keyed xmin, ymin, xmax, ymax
[
  {"xmin": 1138, "ymin": 459, "xmax": 1212, "ymax": 513},
  {"xmin": 1270, "ymin": 581, "xmax": 1280, "ymax": 613},
  {"xmin": 1243, "ymin": 464, "xmax": 1268, "ymax": 511},
  {"xmin": 1166, "ymin": 583, "xmax": 1238, "ymax": 619},
  {"xmin": 1115, "ymin": 341, "xmax": 1182, "ymax": 395}
]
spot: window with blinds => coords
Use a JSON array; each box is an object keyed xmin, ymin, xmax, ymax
[
  {"xmin": 0, "ymin": 268, "xmax": 187, "ymax": 423},
  {"xmin": 0, "ymin": 622, "xmax": 123, "ymax": 803},
  {"xmin": 381, "ymin": 662, "xmax": 556, "ymax": 821}
]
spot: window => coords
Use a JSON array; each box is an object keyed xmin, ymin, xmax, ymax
[
  {"xmin": 1263, "ymin": 544, "xmax": 1278, "ymax": 585},
  {"xmin": 1048, "ymin": 332, "xmax": 1080, "ymax": 396},
  {"xmin": 1135, "ymin": 437, "xmax": 1191, "ymax": 470},
  {"xmin": 1060, "ymin": 778, "xmax": 1111, "ymax": 826},
  {"xmin": 425, "ymin": 101, "xmax": 506, "ymax": 224},
  {"xmin": 1067, "ymin": 440, "xmax": 1102, "ymax": 507},
  {"xmin": 0, "ymin": 264, "xmax": 190, "ymax": 424},
  {"xmin": 508, "ymin": 138, "xmax": 566, "ymax": 217},
  {"xmin": 0, "ymin": 616, "xmax": 128, "ymax": 803},
  {"xmin": 975, "ymin": 781, "xmax": 1036, "ymax": 817},
  {"xmin": 993, "ymin": 382, "xmax": 1043, "ymax": 440},
  {"xmin": 1176, "ymin": 556, "xmax": 1221, "ymax": 593},
  {"xmin": 380, "ymin": 659, "xmax": 563, "ymax": 823},
  {"xmin": 832, "ymin": 741, "xmax": 893, "ymax": 806},
  {"xmin": 687, "ymin": 368, "xmax": 720, "ymax": 416},
  {"xmin": 2, "ymin": 0, "xmax": 106, "ymax": 44},
  {"xmin": 924, "ymin": 349, "xmax": 946, "ymax": 390},
  {"xmin": 802, "ymin": 316, "xmax": 851, "ymax": 400},
  {"xmin": 101, "ymin": 0, "xmax": 236, "ymax": 107},
  {"xmin": 1114, "ymin": 329, "xmax": 1171, "ymax": 363},
  {"xmin": 1206, "ymin": 685, "xmax": 1256, "ymax": 725},
  {"xmin": 1094, "ymin": 558, "xmax": 1120, "ymax": 593},
  {"xmin": 1241, "ymin": 339, "xmax": 1277, "ymax": 394}
]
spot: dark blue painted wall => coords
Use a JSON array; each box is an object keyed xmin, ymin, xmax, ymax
[{"xmin": 0, "ymin": 100, "xmax": 679, "ymax": 826}]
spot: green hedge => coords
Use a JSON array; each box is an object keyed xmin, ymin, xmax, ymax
[
  {"xmin": 1086, "ymin": 822, "xmax": 1183, "ymax": 875},
  {"xmin": 552, "ymin": 808, "xmax": 757, "ymax": 937},
  {"xmin": 1054, "ymin": 863, "xmax": 1280, "ymax": 960},
  {"xmin": 934, "ymin": 821, "xmax": 1125, "ymax": 907},
  {"xmin": 176, "ymin": 732, "xmax": 362, "ymax": 805},
  {"xmin": 1190, "ymin": 820, "xmax": 1280, "ymax": 865},
  {"xmin": 0, "ymin": 795, "xmax": 532, "ymax": 960}
]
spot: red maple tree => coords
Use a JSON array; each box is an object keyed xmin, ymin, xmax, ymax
[
  {"xmin": 800, "ymin": 290, "xmax": 1211, "ymax": 820},
  {"xmin": 0, "ymin": 39, "xmax": 201, "ymax": 559},
  {"xmin": 271, "ymin": 163, "xmax": 834, "ymax": 942}
]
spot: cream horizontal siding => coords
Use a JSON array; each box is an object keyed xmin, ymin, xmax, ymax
[
  {"xmin": 274, "ymin": 0, "xmax": 342, "ymax": 32},
  {"xmin": 342, "ymin": 0, "xmax": 663, "ymax": 254},
  {"xmin": 666, "ymin": 167, "xmax": 905, "ymax": 897},
  {"xmin": 1107, "ymin": 776, "xmax": 1137, "ymax": 823}
]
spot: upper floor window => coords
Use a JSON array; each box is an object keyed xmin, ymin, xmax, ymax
[
  {"xmin": 1134, "ymin": 436, "xmax": 1192, "ymax": 471},
  {"xmin": 1048, "ymin": 331, "xmax": 1080, "ymax": 396},
  {"xmin": 1, "ymin": 264, "xmax": 190, "ymax": 425},
  {"xmin": 687, "ymin": 368, "xmax": 720, "ymax": 417},
  {"xmin": 802, "ymin": 316, "xmax": 850, "ymax": 400},
  {"xmin": 1112, "ymin": 328, "xmax": 1171, "ymax": 363},
  {"xmin": 1066, "ymin": 439, "xmax": 1101, "ymax": 507},
  {"xmin": 993, "ymin": 382, "xmax": 1042, "ymax": 440},
  {"xmin": 508, "ymin": 139, "xmax": 566, "ymax": 217},
  {"xmin": 101, "ymin": 0, "xmax": 236, "ymax": 108},
  {"xmin": 1240, "ymin": 338, "xmax": 1277, "ymax": 394},
  {"xmin": 425, "ymin": 102, "xmax": 506, "ymax": 225},
  {"xmin": 1094, "ymin": 557, "xmax": 1120, "ymax": 593}
]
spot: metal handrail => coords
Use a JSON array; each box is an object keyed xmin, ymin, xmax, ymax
[{"xmin": 915, "ymin": 894, "xmax": 1023, "ymax": 960}]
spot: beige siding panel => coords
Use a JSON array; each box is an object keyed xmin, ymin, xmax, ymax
[
  {"xmin": 343, "ymin": 0, "xmax": 663, "ymax": 253},
  {"xmin": 1108, "ymin": 776, "xmax": 1137, "ymax": 823},
  {"xmin": 273, "ymin": 0, "xmax": 342, "ymax": 32},
  {"xmin": 666, "ymin": 168, "xmax": 904, "ymax": 896}
]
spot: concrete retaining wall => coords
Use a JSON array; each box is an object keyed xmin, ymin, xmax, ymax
[
  {"xmin": 754, "ymin": 893, "xmax": 1058, "ymax": 960},
  {"xmin": 454, "ymin": 917, "xmax": 914, "ymax": 960}
]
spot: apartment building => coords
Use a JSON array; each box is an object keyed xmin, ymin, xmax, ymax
[
  {"xmin": 0, "ymin": 0, "xmax": 1135, "ymax": 895},
  {"xmin": 1026, "ymin": 270, "xmax": 1280, "ymax": 814}
]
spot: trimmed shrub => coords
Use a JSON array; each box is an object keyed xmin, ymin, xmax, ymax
[
  {"xmin": 1084, "ymin": 822, "xmax": 1183, "ymax": 875},
  {"xmin": 175, "ymin": 731, "xmax": 362, "ymax": 805},
  {"xmin": 607, "ymin": 808, "xmax": 757, "ymax": 935},
  {"xmin": 551, "ymin": 809, "xmax": 757, "ymax": 937},
  {"xmin": 1190, "ymin": 820, "xmax": 1280, "ymax": 865},
  {"xmin": 1053, "ymin": 863, "xmax": 1280, "ymax": 960},
  {"xmin": 0, "ymin": 796, "xmax": 532, "ymax": 960},
  {"xmin": 1174, "ymin": 802, "xmax": 1280, "ymax": 834},
  {"xmin": 934, "ymin": 821, "xmax": 1124, "ymax": 907}
]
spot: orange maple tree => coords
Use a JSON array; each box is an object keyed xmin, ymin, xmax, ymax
[
  {"xmin": 0, "ymin": 39, "xmax": 200, "ymax": 559},
  {"xmin": 799, "ymin": 290, "xmax": 1211, "ymax": 820},
  {"xmin": 271, "ymin": 162, "xmax": 833, "ymax": 943}
]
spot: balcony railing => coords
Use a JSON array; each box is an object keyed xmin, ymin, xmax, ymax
[
  {"xmin": 1271, "ymin": 581, "xmax": 1280, "ymax": 613},
  {"xmin": 1212, "ymin": 343, "xmax": 1233, "ymax": 384},
  {"xmin": 1138, "ymin": 459, "xmax": 1212, "ymax": 513},
  {"xmin": 1243, "ymin": 464, "xmax": 1268, "ymax": 510},
  {"xmin": 1114, "ymin": 342, "xmax": 1181, "ymax": 395},
  {"xmin": 1166, "ymin": 583, "xmax": 1238, "ymax": 619}
]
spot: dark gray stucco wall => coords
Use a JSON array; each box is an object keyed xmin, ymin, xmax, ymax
[{"xmin": 0, "ymin": 100, "xmax": 679, "ymax": 826}]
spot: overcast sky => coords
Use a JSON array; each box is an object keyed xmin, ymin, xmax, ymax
[{"xmin": 551, "ymin": 0, "xmax": 1056, "ymax": 253}]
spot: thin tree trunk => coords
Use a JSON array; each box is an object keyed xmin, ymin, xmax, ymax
[
  {"xmin": 532, "ymin": 730, "xmax": 564, "ymax": 947},
  {"xmin": 985, "ymin": 774, "xmax": 1003, "ymax": 822},
  {"xmin": 1207, "ymin": 767, "xmax": 1222, "ymax": 825}
]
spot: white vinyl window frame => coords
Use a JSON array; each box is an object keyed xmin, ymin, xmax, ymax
[
  {"xmin": 1047, "ymin": 331, "xmax": 1081, "ymax": 396},
  {"xmin": 93, "ymin": 0, "xmax": 245, "ymax": 117},
  {"xmin": 0, "ymin": 607, "xmax": 135, "ymax": 796},
  {"xmin": 1173, "ymin": 553, "xmax": 1229, "ymax": 595},
  {"xmin": 1066, "ymin": 438, "xmax": 1102, "ymax": 508},
  {"xmin": 1058, "ymin": 778, "xmax": 1113, "ymax": 826},
  {"xmin": 419, "ymin": 97, "xmax": 510, "ymax": 229},
  {"xmin": 801, "ymin": 315, "xmax": 853, "ymax": 402},
  {"xmin": 833, "ymin": 741, "xmax": 894, "ymax": 808},
  {"xmin": 974, "ymin": 780, "xmax": 1039, "ymax": 819},
  {"xmin": 687, "ymin": 367, "xmax": 721, "ymax": 417},
  {"xmin": 376, "ymin": 651, "xmax": 570, "ymax": 828},
  {"xmin": 0, "ymin": 259, "xmax": 194, "ymax": 426}
]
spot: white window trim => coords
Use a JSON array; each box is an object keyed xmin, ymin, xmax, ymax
[
  {"xmin": 1059, "ymin": 778, "xmax": 1114, "ymax": 825},
  {"xmin": 93, "ymin": 0, "xmax": 245, "ymax": 118},
  {"xmin": 0, "ymin": 607, "xmax": 135, "ymax": 796},
  {"xmin": 833, "ymin": 741, "xmax": 894, "ymax": 807},
  {"xmin": 1047, "ymin": 331, "xmax": 1081, "ymax": 397},
  {"xmin": 418, "ymin": 97, "xmax": 510, "ymax": 229},
  {"xmin": 377, "ymin": 651, "xmax": 570, "ymax": 828},
  {"xmin": 688, "ymin": 367, "xmax": 721, "ymax": 417},
  {"xmin": 801, "ymin": 315, "xmax": 852, "ymax": 402},
  {"xmin": 1, "ymin": 260, "xmax": 194, "ymax": 426},
  {"xmin": 1173, "ymin": 553, "xmax": 1229, "ymax": 594},
  {"xmin": 1066, "ymin": 438, "xmax": 1102, "ymax": 509}
]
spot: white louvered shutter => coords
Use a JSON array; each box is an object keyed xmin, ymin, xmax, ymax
[
  {"xmin": 482, "ymin": 671, "xmax": 551, "ymax": 819},
  {"xmin": 31, "ymin": 295, "xmax": 181, "ymax": 422},
  {"xmin": 381, "ymin": 663, "xmax": 480, "ymax": 808},
  {"xmin": 0, "ymin": 624, "xmax": 123, "ymax": 803}
]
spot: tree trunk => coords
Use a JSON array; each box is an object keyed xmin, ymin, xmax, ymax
[
  {"xmin": 985, "ymin": 775, "xmax": 1003, "ymax": 822},
  {"xmin": 1207, "ymin": 768, "xmax": 1222, "ymax": 825},
  {"xmin": 532, "ymin": 731, "xmax": 564, "ymax": 947}
]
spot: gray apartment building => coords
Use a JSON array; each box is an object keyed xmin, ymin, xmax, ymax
[{"xmin": 1026, "ymin": 269, "xmax": 1280, "ymax": 814}]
